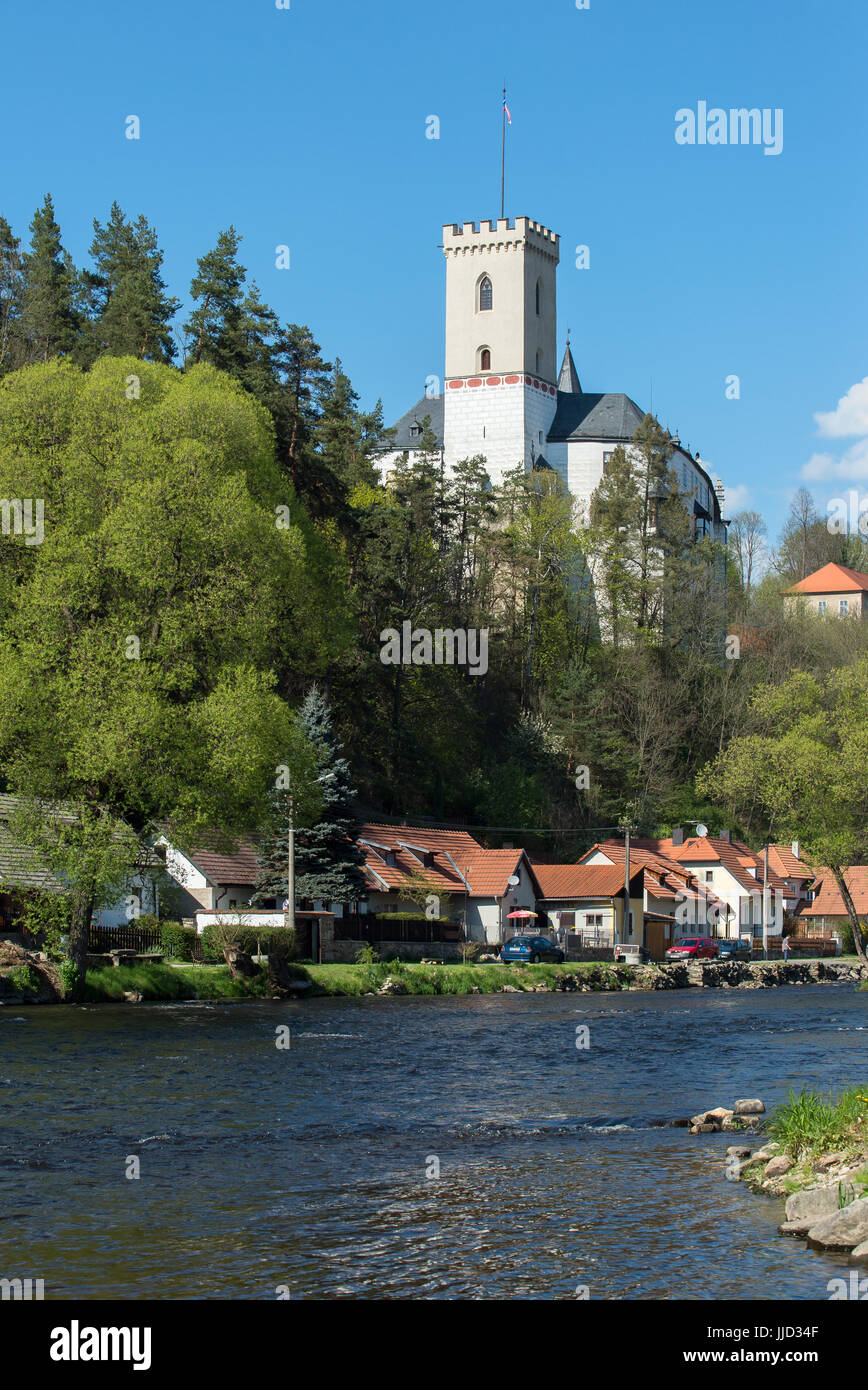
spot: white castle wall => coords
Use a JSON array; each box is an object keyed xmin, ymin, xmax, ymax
[{"xmin": 444, "ymin": 375, "xmax": 558, "ymax": 483}]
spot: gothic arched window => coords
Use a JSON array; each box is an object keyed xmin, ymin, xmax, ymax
[
  {"xmin": 480, "ymin": 347, "xmax": 491, "ymax": 371},
  {"xmin": 479, "ymin": 276, "xmax": 493, "ymax": 311}
]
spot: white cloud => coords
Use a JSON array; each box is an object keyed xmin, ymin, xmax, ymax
[
  {"xmin": 801, "ymin": 437, "xmax": 868, "ymax": 482},
  {"xmin": 724, "ymin": 483, "xmax": 751, "ymax": 510},
  {"xmin": 815, "ymin": 377, "xmax": 868, "ymax": 438},
  {"xmin": 802, "ymin": 379, "xmax": 868, "ymax": 483}
]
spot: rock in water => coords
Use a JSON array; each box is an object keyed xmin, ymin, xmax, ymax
[{"xmin": 734, "ymin": 1098, "xmax": 765, "ymax": 1115}]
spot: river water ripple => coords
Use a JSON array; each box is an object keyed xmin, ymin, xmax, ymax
[{"xmin": 1, "ymin": 984, "xmax": 866, "ymax": 1299}]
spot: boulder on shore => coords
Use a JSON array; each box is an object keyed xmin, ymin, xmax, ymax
[
  {"xmin": 785, "ymin": 1183, "xmax": 854, "ymax": 1224},
  {"xmin": 806, "ymin": 1196, "xmax": 868, "ymax": 1252}
]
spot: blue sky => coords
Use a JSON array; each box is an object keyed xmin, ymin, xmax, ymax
[{"xmin": 3, "ymin": 0, "xmax": 867, "ymax": 543}]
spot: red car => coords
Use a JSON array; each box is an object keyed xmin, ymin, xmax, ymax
[{"xmin": 665, "ymin": 936, "xmax": 719, "ymax": 961}]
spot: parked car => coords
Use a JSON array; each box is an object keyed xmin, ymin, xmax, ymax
[
  {"xmin": 717, "ymin": 937, "xmax": 753, "ymax": 960},
  {"xmin": 614, "ymin": 944, "xmax": 650, "ymax": 964},
  {"xmin": 501, "ymin": 934, "xmax": 564, "ymax": 964},
  {"xmin": 665, "ymin": 936, "xmax": 719, "ymax": 961}
]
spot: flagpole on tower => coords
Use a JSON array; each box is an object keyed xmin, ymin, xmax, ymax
[{"xmin": 501, "ymin": 83, "xmax": 507, "ymax": 220}]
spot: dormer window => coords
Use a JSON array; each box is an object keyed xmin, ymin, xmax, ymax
[
  {"xmin": 479, "ymin": 277, "xmax": 492, "ymax": 311},
  {"xmin": 385, "ymin": 851, "xmax": 397, "ymax": 867},
  {"xmin": 409, "ymin": 422, "xmax": 422, "ymax": 438}
]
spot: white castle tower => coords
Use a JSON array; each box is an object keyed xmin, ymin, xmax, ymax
[{"xmin": 442, "ymin": 217, "xmax": 560, "ymax": 481}]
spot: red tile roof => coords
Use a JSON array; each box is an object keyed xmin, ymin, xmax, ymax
[
  {"xmin": 784, "ymin": 562, "xmax": 868, "ymax": 595},
  {"xmin": 767, "ymin": 843, "xmax": 811, "ymax": 880},
  {"xmin": 534, "ymin": 864, "xmax": 642, "ymax": 899},
  {"xmin": 799, "ymin": 867, "xmax": 868, "ymax": 917},
  {"xmin": 357, "ymin": 824, "xmax": 538, "ymax": 899},
  {"xmin": 186, "ymin": 841, "xmax": 260, "ymax": 886}
]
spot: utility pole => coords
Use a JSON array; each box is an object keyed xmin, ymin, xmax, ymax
[
  {"xmin": 286, "ymin": 793, "xmax": 295, "ymax": 935},
  {"xmin": 622, "ymin": 822, "xmax": 631, "ymax": 948},
  {"xmin": 762, "ymin": 841, "xmax": 770, "ymax": 962}
]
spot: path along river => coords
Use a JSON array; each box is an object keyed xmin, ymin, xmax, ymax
[{"xmin": 1, "ymin": 983, "xmax": 866, "ymax": 1299}]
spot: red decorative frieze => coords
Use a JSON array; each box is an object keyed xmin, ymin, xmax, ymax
[
  {"xmin": 467, "ymin": 377, "xmax": 483, "ymax": 388},
  {"xmin": 485, "ymin": 376, "xmax": 501, "ymax": 386},
  {"xmin": 505, "ymin": 374, "xmax": 521, "ymax": 384},
  {"xmin": 447, "ymin": 379, "xmax": 464, "ymax": 390}
]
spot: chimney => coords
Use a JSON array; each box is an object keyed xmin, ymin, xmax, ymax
[
  {"xmin": 791, "ymin": 840, "xmax": 799, "ymax": 860},
  {"xmin": 719, "ymin": 829, "xmax": 732, "ymax": 843},
  {"xmin": 671, "ymin": 826, "xmax": 685, "ymax": 847}
]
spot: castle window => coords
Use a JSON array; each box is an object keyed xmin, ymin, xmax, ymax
[
  {"xmin": 480, "ymin": 347, "xmax": 491, "ymax": 370},
  {"xmin": 536, "ymin": 278, "xmax": 541, "ymax": 315},
  {"xmin": 479, "ymin": 276, "xmax": 493, "ymax": 311},
  {"xmin": 535, "ymin": 349, "xmax": 541, "ymax": 374}
]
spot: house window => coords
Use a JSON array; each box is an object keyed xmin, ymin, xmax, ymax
[
  {"xmin": 586, "ymin": 913, "xmax": 604, "ymax": 928},
  {"xmin": 840, "ymin": 599, "xmax": 848, "ymax": 616},
  {"xmin": 479, "ymin": 277, "xmax": 492, "ymax": 311},
  {"xmin": 385, "ymin": 851, "xmax": 396, "ymax": 867},
  {"xmin": 603, "ymin": 450, "xmax": 614, "ymax": 471},
  {"xmin": 560, "ymin": 912, "xmax": 575, "ymax": 929},
  {"xmin": 705, "ymin": 871, "xmax": 713, "ymax": 882},
  {"xmin": 480, "ymin": 347, "xmax": 491, "ymax": 370},
  {"xmin": 817, "ymin": 600, "xmax": 826, "ymax": 615}
]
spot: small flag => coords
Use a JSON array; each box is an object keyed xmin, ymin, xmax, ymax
[{"xmin": 503, "ymin": 95, "xmax": 512, "ymax": 125}]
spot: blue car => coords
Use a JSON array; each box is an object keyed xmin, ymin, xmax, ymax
[
  {"xmin": 717, "ymin": 937, "xmax": 753, "ymax": 960},
  {"xmin": 501, "ymin": 934, "xmax": 564, "ymax": 964}
]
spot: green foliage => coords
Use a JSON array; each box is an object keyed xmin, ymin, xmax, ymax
[
  {"xmin": 5, "ymin": 963, "xmax": 38, "ymax": 995},
  {"xmin": 199, "ymin": 922, "xmax": 297, "ymax": 960},
  {"xmin": 159, "ymin": 920, "xmax": 197, "ymax": 961},
  {"xmin": 354, "ymin": 943, "xmax": 378, "ymax": 965},
  {"xmin": 57, "ymin": 960, "xmax": 80, "ymax": 996},
  {"xmin": 770, "ymin": 1087, "xmax": 868, "ymax": 1157}
]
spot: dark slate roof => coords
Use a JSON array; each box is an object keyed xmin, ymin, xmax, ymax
[
  {"xmin": 379, "ymin": 394, "xmax": 444, "ymax": 452},
  {"xmin": 558, "ymin": 343, "xmax": 582, "ymax": 395},
  {"xmin": 547, "ymin": 391, "xmax": 646, "ymax": 443}
]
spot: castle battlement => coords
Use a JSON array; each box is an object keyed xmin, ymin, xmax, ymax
[{"xmin": 442, "ymin": 217, "xmax": 559, "ymax": 262}]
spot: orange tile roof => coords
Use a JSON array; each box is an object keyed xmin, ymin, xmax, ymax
[
  {"xmin": 784, "ymin": 562, "xmax": 868, "ymax": 595},
  {"xmin": 591, "ymin": 834, "xmax": 788, "ymax": 897},
  {"xmin": 534, "ymin": 864, "xmax": 642, "ymax": 899},
  {"xmin": 799, "ymin": 867, "xmax": 868, "ymax": 916},
  {"xmin": 357, "ymin": 824, "xmax": 537, "ymax": 899},
  {"xmin": 767, "ymin": 843, "xmax": 811, "ymax": 879}
]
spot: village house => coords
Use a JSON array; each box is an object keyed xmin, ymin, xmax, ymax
[
  {"xmin": 793, "ymin": 866, "xmax": 868, "ymax": 943},
  {"xmin": 0, "ymin": 794, "xmax": 159, "ymax": 937},
  {"xmin": 532, "ymin": 864, "xmax": 645, "ymax": 953},
  {"xmin": 581, "ymin": 828, "xmax": 787, "ymax": 950},
  {"xmin": 783, "ymin": 562, "xmax": 868, "ymax": 619},
  {"xmin": 355, "ymin": 823, "xmax": 541, "ymax": 948}
]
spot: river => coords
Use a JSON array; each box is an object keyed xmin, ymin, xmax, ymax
[{"xmin": 1, "ymin": 983, "xmax": 866, "ymax": 1299}]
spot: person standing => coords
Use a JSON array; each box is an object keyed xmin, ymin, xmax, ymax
[{"xmin": 782, "ymin": 934, "xmax": 790, "ymax": 961}]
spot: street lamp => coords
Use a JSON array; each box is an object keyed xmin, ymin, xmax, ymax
[{"xmin": 286, "ymin": 771, "xmax": 335, "ymax": 935}]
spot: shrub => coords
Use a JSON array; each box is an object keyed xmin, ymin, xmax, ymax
[
  {"xmin": 6, "ymin": 963, "xmax": 38, "ymax": 995},
  {"xmin": 199, "ymin": 922, "xmax": 296, "ymax": 961},
  {"xmin": 57, "ymin": 960, "xmax": 80, "ymax": 997},
  {"xmin": 160, "ymin": 921, "xmax": 198, "ymax": 961}
]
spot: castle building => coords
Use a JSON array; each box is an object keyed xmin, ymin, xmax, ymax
[{"xmin": 377, "ymin": 215, "xmax": 728, "ymax": 546}]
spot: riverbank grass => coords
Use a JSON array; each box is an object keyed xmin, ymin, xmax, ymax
[{"xmin": 739, "ymin": 1087, "xmax": 868, "ymax": 1198}]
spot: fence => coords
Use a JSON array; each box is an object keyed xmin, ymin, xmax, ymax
[
  {"xmin": 88, "ymin": 923, "xmax": 162, "ymax": 953},
  {"xmin": 334, "ymin": 915, "xmax": 463, "ymax": 944}
]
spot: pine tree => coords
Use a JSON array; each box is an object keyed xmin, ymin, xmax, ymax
[
  {"xmin": 83, "ymin": 203, "xmax": 179, "ymax": 362},
  {"xmin": 20, "ymin": 194, "xmax": 79, "ymax": 362},
  {"xmin": 252, "ymin": 687, "xmax": 366, "ymax": 907},
  {"xmin": 0, "ymin": 216, "xmax": 25, "ymax": 373},
  {"xmin": 184, "ymin": 227, "xmax": 247, "ymax": 369}
]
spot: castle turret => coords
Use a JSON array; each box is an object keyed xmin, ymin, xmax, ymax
[{"xmin": 442, "ymin": 217, "xmax": 560, "ymax": 483}]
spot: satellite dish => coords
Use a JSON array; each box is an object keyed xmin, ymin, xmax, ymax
[
  {"xmin": 507, "ymin": 874, "xmax": 520, "ymax": 886},
  {"xmin": 696, "ymin": 823, "xmax": 708, "ymax": 838}
]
